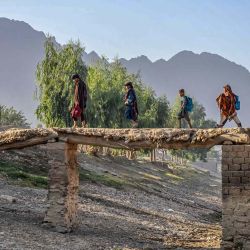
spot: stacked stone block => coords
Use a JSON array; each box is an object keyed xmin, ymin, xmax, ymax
[{"xmin": 222, "ymin": 145, "xmax": 250, "ymax": 249}]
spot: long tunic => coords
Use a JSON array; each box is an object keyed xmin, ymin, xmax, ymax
[
  {"xmin": 74, "ymin": 79, "xmax": 87, "ymax": 111},
  {"xmin": 216, "ymin": 93, "xmax": 236, "ymax": 117},
  {"xmin": 125, "ymin": 88, "xmax": 138, "ymax": 121}
]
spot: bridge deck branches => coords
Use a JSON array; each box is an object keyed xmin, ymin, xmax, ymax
[{"xmin": 0, "ymin": 127, "xmax": 250, "ymax": 151}]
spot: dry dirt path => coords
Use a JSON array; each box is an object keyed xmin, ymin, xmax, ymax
[{"xmin": 0, "ymin": 144, "xmax": 222, "ymax": 249}]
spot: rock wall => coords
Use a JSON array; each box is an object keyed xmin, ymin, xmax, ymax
[{"xmin": 222, "ymin": 145, "xmax": 250, "ymax": 249}]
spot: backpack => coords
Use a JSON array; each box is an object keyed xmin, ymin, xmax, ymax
[
  {"xmin": 235, "ymin": 95, "xmax": 240, "ymax": 110},
  {"xmin": 185, "ymin": 96, "xmax": 193, "ymax": 112}
]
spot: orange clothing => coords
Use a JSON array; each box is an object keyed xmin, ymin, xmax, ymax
[{"xmin": 216, "ymin": 93, "xmax": 236, "ymax": 117}]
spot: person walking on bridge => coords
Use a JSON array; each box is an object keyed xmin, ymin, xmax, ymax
[
  {"xmin": 71, "ymin": 74, "xmax": 88, "ymax": 128},
  {"xmin": 216, "ymin": 84, "xmax": 242, "ymax": 128},
  {"xmin": 124, "ymin": 82, "xmax": 138, "ymax": 128},
  {"xmin": 178, "ymin": 89, "xmax": 192, "ymax": 128}
]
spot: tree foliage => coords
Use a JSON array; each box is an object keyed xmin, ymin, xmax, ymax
[
  {"xmin": 86, "ymin": 58, "xmax": 170, "ymax": 128},
  {"xmin": 86, "ymin": 58, "xmax": 134, "ymax": 128},
  {"xmin": 169, "ymin": 96, "xmax": 216, "ymax": 129},
  {"xmin": 35, "ymin": 37, "xmax": 87, "ymax": 127},
  {"xmin": 36, "ymin": 38, "xmax": 171, "ymax": 129},
  {"xmin": 35, "ymin": 38, "xmax": 217, "ymax": 162},
  {"xmin": 0, "ymin": 105, "xmax": 29, "ymax": 127},
  {"xmin": 168, "ymin": 95, "xmax": 217, "ymax": 161}
]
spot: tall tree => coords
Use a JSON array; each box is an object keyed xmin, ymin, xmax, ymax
[
  {"xmin": 155, "ymin": 96, "xmax": 171, "ymax": 127},
  {"xmin": 35, "ymin": 37, "xmax": 87, "ymax": 127},
  {"xmin": 86, "ymin": 58, "xmax": 171, "ymax": 128}
]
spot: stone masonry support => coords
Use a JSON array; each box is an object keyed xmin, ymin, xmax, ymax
[
  {"xmin": 222, "ymin": 145, "xmax": 250, "ymax": 249},
  {"xmin": 43, "ymin": 143, "xmax": 79, "ymax": 232}
]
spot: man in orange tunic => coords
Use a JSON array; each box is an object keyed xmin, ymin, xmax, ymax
[{"xmin": 216, "ymin": 84, "xmax": 242, "ymax": 128}]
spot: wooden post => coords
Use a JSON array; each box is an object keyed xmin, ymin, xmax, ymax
[
  {"xmin": 126, "ymin": 149, "xmax": 136, "ymax": 160},
  {"xmin": 150, "ymin": 149, "xmax": 156, "ymax": 162},
  {"xmin": 43, "ymin": 143, "xmax": 79, "ymax": 233},
  {"xmin": 162, "ymin": 150, "xmax": 165, "ymax": 162}
]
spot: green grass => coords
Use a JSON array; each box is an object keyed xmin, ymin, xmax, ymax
[
  {"xmin": 80, "ymin": 169, "xmax": 125, "ymax": 189},
  {"xmin": 0, "ymin": 160, "xmax": 127, "ymax": 190},
  {"xmin": 165, "ymin": 172, "xmax": 184, "ymax": 180},
  {"xmin": 0, "ymin": 161, "xmax": 48, "ymax": 188}
]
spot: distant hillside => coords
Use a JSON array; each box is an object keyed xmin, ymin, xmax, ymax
[
  {"xmin": 81, "ymin": 49, "xmax": 250, "ymax": 126},
  {"xmin": 119, "ymin": 51, "xmax": 250, "ymax": 124},
  {"xmin": 82, "ymin": 51, "xmax": 101, "ymax": 65},
  {"xmin": 0, "ymin": 18, "xmax": 47, "ymax": 124},
  {"xmin": 1, "ymin": 17, "xmax": 250, "ymax": 125}
]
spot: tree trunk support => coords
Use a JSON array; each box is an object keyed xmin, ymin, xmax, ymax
[{"xmin": 43, "ymin": 143, "xmax": 79, "ymax": 233}]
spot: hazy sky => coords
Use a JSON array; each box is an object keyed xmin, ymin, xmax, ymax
[{"xmin": 1, "ymin": 0, "xmax": 250, "ymax": 69}]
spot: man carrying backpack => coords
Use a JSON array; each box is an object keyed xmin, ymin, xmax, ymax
[
  {"xmin": 178, "ymin": 89, "xmax": 192, "ymax": 128},
  {"xmin": 216, "ymin": 84, "xmax": 242, "ymax": 128}
]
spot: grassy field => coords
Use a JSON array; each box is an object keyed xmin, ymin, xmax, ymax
[
  {"xmin": 0, "ymin": 161, "xmax": 48, "ymax": 188},
  {"xmin": 0, "ymin": 160, "xmax": 127, "ymax": 190}
]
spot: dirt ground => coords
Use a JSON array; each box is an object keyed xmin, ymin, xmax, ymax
[{"xmin": 0, "ymin": 144, "xmax": 222, "ymax": 249}]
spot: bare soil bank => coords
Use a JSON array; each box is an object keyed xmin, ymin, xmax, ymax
[{"xmin": 0, "ymin": 144, "xmax": 221, "ymax": 249}]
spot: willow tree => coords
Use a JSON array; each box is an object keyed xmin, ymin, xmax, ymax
[
  {"xmin": 86, "ymin": 58, "xmax": 171, "ymax": 128},
  {"xmin": 35, "ymin": 37, "xmax": 87, "ymax": 127},
  {"xmin": 86, "ymin": 58, "xmax": 132, "ymax": 128}
]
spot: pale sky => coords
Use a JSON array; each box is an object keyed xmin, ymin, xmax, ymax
[{"xmin": 1, "ymin": 0, "xmax": 250, "ymax": 69}]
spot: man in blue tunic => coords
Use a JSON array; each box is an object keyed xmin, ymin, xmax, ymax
[{"xmin": 124, "ymin": 82, "xmax": 138, "ymax": 128}]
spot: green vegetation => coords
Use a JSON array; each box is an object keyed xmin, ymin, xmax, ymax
[
  {"xmin": 0, "ymin": 161, "xmax": 47, "ymax": 188},
  {"xmin": 169, "ymin": 96, "xmax": 217, "ymax": 161},
  {"xmin": 0, "ymin": 105, "xmax": 30, "ymax": 127},
  {"xmin": 167, "ymin": 163, "xmax": 211, "ymax": 187},
  {"xmin": 80, "ymin": 169, "xmax": 125, "ymax": 189},
  {"xmin": 35, "ymin": 37, "xmax": 216, "ymax": 162},
  {"xmin": 0, "ymin": 160, "xmax": 126, "ymax": 189},
  {"xmin": 35, "ymin": 37, "xmax": 87, "ymax": 127},
  {"xmin": 35, "ymin": 37, "xmax": 171, "ymax": 129},
  {"xmin": 0, "ymin": 155, "xmax": 213, "ymax": 195},
  {"xmin": 165, "ymin": 172, "xmax": 184, "ymax": 180},
  {"xmin": 169, "ymin": 96, "xmax": 217, "ymax": 129}
]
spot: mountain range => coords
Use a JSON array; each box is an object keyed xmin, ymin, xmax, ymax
[{"xmin": 1, "ymin": 17, "xmax": 250, "ymax": 126}]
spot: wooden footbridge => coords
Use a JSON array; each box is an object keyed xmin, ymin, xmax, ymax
[{"xmin": 1, "ymin": 127, "xmax": 250, "ymax": 249}]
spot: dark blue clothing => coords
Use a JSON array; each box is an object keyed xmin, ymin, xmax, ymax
[
  {"xmin": 125, "ymin": 105, "xmax": 134, "ymax": 120},
  {"xmin": 125, "ymin": 88, "xmax": 138, "ymax": 121}
]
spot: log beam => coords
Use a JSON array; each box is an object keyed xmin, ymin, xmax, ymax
[
  {"xmin": 1, "ymin": 128, "xmax": 250, "ymax": 151},
  {"xmin": 0, "ymin": 128, "xmax": 58, "ymax": 151},
  {"xmin": 56, "ymin": 128, "xmax": 250, "ymax": 150}
]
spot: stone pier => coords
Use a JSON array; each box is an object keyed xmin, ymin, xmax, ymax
[
  {"xmin": 222, "ymin": 145, "xmax": 250, "ymax": 249},
  {"xmin": 43, "ymin": 143, "xmax": 79, "ymax": 232}
]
